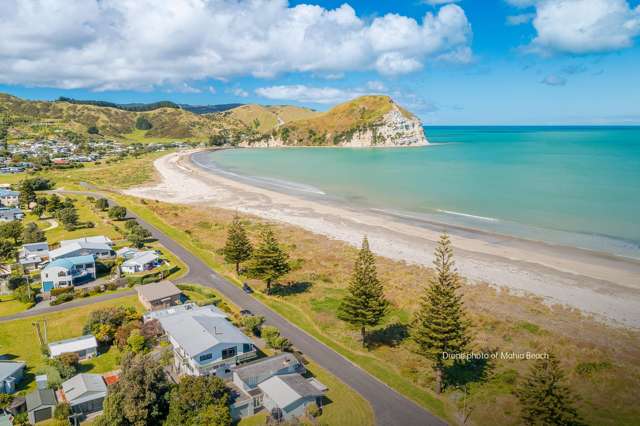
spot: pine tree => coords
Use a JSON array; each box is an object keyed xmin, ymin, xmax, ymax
[
  {"xmin": 516, "ymin": 354, "xmax": 585, "ymax": 426},
  {"xmin": 337, "ymin": 236, "xmax": 389, "ymax": 348},
  {"xmin": 412, "ymin": 233, "xmax": 470, "ymax": 393},
  {"xmin": 247, "ymin": 227, "xmax": 290, "ymax": 294},
  {"xmin": 222, "ymin": 214, "xmax": 253, "ymax": 276}
]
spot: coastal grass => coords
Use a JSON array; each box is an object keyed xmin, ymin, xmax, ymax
[
  {"xmin": 110, "ymin": 196, "xmax": 640, "ymax": 426},
  {"xmin": 0, "ymin": 295, "xmax": 143, "ymax": 392},
  {"xmin": 0, "ymin": 295, "xmax": 32, "ymax": 316}
]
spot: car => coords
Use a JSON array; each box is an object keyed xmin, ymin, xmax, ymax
[
  {"xmin": 239, "ymin": 309, "xmax": 253, "ymax": 317},
  {"xmin": 242, "ymin": 282, "xmax": 253, "ymax": 294}
]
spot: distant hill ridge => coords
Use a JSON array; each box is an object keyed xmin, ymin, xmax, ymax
[{"xmin": 0, "ymin": 92, "xmax": 426, "ymax": 146}]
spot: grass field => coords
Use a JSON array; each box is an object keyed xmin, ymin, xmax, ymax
[
  {"xmin": 0, "ymin": 294, "xmax": 32, "ymax": 316},
  {"xmin": 0, "ymin": 295, "xmax": 142, "ymax": 392}
]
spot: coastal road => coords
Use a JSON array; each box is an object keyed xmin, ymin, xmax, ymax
[{"xmin": 55, "ymin": 189, "xmax": 447, "ymax": 426}]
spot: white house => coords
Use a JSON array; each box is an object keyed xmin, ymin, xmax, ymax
[
  {"xmin": 49, "ymin": 335, "xmax": 98, "ymax": 360},
  {"xmin": 40, "ymin": 255, "xmax": 96, "ymax": 293},
  {"xmin": 0, "ymin": 189, "xmax": 19, "ymax": 207},
  {"xmin": 116, "ymin": 246, "xmax": 138, "ymax": 260},
  {"xmin": 0, "ymin": 207, "xmax": 24, "ymax": 221},
  {"xmin": 121, "ymin": 251, "xmax": 160, "ymax": 274},
  {"xmin": 49, "ymin": 237, "xmax": 114, "ymax": 261},
  {"xmin": 258, "ymin": 374, "xmax": 325, "ymax": 421},
  {"xmin": 19, "ymin": 241, "xmax": 49, "ymax": 271},
  {"xmin": 152, "ymin": 303, "xmax": 257, "ymax": 377}
]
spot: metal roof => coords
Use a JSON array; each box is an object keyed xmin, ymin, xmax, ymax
[
  {"xmin": 0, "ymin": 361, "xmax": 25, "ymax": 381},
  {"xmin": 60, "ymin": 236, "xmax": 113, "ymax": 246},
  {"xmin": 49, "ymin": 335, "xmax": 98, "ymax": 357},
  {"xmin": 257, "ymin": 373, "xmax": 322, "ymax": 410},
  {"xmin": 44, "ymin": 255, "xmax": 95, "ymax": 271},
  {"xmin": 62, "ymin": 374, "xmax": 107, "ymax": 405},
  {"xmin": 26, "ymin": 388, "xmax": 57, "ymax": 411},
  {"xmin": 136, "ymin": 280, "xmax": 181, "ymax": 302},
  {"xmin": 123, "ymin": 251, "xmax": 158, "ymax": 267},
  {"xmin": 49, "ymin": 241, "xmax": 111, "ymax": 259},
  {"xmin": 234, "ymin": 353, "xmax": 300, "ymax": 382}
]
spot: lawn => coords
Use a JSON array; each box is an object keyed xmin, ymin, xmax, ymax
[
  {"xmin": 0, "ymin": 295, "xmax": 143, "ymax": 392},
  {"xmin": 0, "ymin": 294, "xmax": 32, "ymax": 316},
  {"xmin": 110, "ymin": 195, "xmax": 640, "ymax": 426}
]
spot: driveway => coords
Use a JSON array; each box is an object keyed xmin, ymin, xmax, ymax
[{"xmin": 50, "ymin": 189, "xmax": 447, "ymax": 426}]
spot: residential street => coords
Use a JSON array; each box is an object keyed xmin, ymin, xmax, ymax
[{"xmin": 22, "ymin": 189, "xmax": 447, "ymax": 426}]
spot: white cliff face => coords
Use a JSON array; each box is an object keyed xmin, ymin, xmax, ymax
[{"xmin": 241, "ymin": 103, "xmax": 428, "ymax": 148}]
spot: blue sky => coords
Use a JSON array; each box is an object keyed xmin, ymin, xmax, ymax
[{"xmin": 1, "ymin": 0, "xmax": 639, "ymax": 124}]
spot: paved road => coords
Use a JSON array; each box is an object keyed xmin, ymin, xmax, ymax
[
  {"xmin": 0, "ymin": 290, "xmax": 136, "ymax": 323},
  {"xmin": 54, "ymin": 189, "xmax": 447, "ymax": 426}
]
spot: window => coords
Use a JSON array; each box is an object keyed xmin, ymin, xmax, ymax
[
  {"xmin": 242, "ymin": 344, "xmax": 253, "ymax": 354},
  {"xmin": 58, "ymin": 271, "xmax": 67, "ymax": 277},
  {"xmin": 199, "ymin": 353, "xmax": 213, "ymax": 362},
  {"xmin": 221, "ymin": 347, "xmax": 237, "ymax": 359}
]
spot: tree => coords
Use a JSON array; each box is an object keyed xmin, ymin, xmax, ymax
[
  {"xmin": 222, "ymin": 214, "xmax": 253, "ymax": 275},
  {"xmin": 31, "ymin": 204, "xmax": 46, "ymax": 219},
  {"xmin": 58, "ymin": 352, "xmax": 80, "ymax": 370},
  {"xmin": 47, "ymin": 194, "xmax": 62, "ymax": 214},
  {"xmin": 95, "ymin": 198, "xmax": 109, "ymax": 211},
  {"xmin": 516, "ymin": 354, "xmax": 585, "ymax": 426},
  {"xmin": 411, "ymin": 233, "xmax": 471, "ymax": 394},
  {"xmin": 127, "ymin": 329, "xmax": 146, "ymax": 354},
  {"xmin": 135, "ymin": 116, "xmax": 153, "ymax": 130},
  {"xmin": 0, "ymin": 220, "xmax": 23, "ymax": 244},
  {"xmin": 0, "ymin": 113, "xmax": 9, "ymax": 152},
  {"xmin": 193, "ymin": 403, "xmax": 232, "ymax": 426},
  {"xmin": 127, "ymin": 224, "xmax": 151, "ymax": 248},
  {"xmin": 246, "ymin": 227, "xmax": 290, "ymax": 294},
  {"xmin": 0, "ymin": 239, "xmax": 16, "ymax": 261},
  {"xmin": 84, "ymin": 305, "xmax": 138, "ymax": 344},
  {"xmin": 54, "ymin": 402, "xmax": 71, "ymax": 420},
  {"xmin": 99, "ymin": 353, "xmax": 170, "ymax": 426},
  {"xmin": 55, "ymin": 207, "xmax": 79, "ymax": 230},
  {"xmin": 87, "ymin": 125, "xmax": 99, "ymax": 134},
  {"xmin": 337, "ymin": 236, "xmax": 389, "ymax": 348},
  {"xmin": 166, "ymin": 375, "xmax": 230, "ymax": 426},
  {"xmin": 108, "ymin": 205, "xmax": 127, "ymax": 220},
  {"xmin": 22, "ymin": 222, "xmax": 45, "ymax": 244}
]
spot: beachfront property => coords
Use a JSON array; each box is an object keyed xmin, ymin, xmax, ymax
[
  {"xmin": 49, "ymin": 236, "xmax": 115, "ymax": 261},
  {"xmin": 0, "ymin": 189, "xmax": 19, "ymax": 207},
  {"xmin": 121, "ymin": 250, "xmax": 161, "ymax": 274},
  {"xmin": 148, "ymin": 303, "xmax": 257, "ymax": 377},
  {"xmin": 40, "ymin": 255, "xmax": 96, "ymax": 292},
  {"xmin": 136, "ymin": 280, "xmax": 183, "ymax": 311},
  {"xmin": 0, "ymin": 361, "xmax": 25, "ymax": 394},
  {"xmin": 58, "ymin": 373, "xmax": 108, "ymax": 416},
  {"xmin": 26, "ymin": 388, "xmax": 57, "ymax": 424},
  {"xmin": 48, "ymin": 335, "xmax": 98, "ymax": 360},
  {"xmin": 18, "ymin": 241, "xmax": 49, "ymax": 271},
  {"xmin": 0, "ymin": 207, "xmax": 24, "ymax": 221}
]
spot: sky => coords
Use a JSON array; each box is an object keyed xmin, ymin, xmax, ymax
[{"xmin": 0, "ymin": 0, "xmax": 639, "ymax": 125}]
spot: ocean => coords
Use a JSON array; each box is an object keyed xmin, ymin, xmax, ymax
[{"xmin": 192, "ymin": 126, "xmax": 640, "ymax": 259}]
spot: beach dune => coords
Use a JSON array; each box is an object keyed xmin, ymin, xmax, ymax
[{"xmin": 124, "ymin": 150, "xmax": 640, "ymax": 328}]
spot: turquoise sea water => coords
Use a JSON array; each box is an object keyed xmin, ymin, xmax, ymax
[{"xmin": 193, "ymin": 127, "xmax": 640, "ymax": 258}]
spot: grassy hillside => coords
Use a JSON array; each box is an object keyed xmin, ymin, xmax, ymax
[{"xmin": 272, "ymin": 95, "xmax": 415, "ymax": 146}]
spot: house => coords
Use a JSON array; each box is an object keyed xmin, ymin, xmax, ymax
[
  {"xmin": 19, "ymin": 242, "xmax": 49, "ymax": 271},
  {"xmin": 0, "ymin": 361, "xmax": 25, "ymax": 394},
  {"xmin": 121, "ymin": 251, "xmax": 160, "ymax": 274},
  {"xmin": 230, "ymin": 353, "xmax": 306, "ymax": 419},
  {"xmin": 26, "ymin": 388, "xmax": 57, "ymax": 424},
  {"xmin": 40, "ymin": 255, "xmax": 96, "ymax": 293},
  {"xmin": 49, "ymin": 238, "xmax": 114, "ymax": 261},
  {"xmin": 0, "ymin": 207, "xmax": 24, "ymax": 222},
  {"xmin": 116, "ymin": 246, "xmax": 138, "ymax": 260},
  {"xmin": 48, "ymin": 335, "xmax": 98, "ymax": 360},
  {"xmin": 59, "ymin": 373, "xmax": 108, "ymax": 415},
  {"xmin": 153, "ymin": 303, "xmax": 257, "ymax": 377},
  {"xmin": 258, "ymin": 374, "xmax": 325, "ymax": 421},
  {"xmin": 136, "ymin": 280, "xmax": 183, "ymax": 311},
  {"xmin": 0, "ymin": 189, "xmax": 19, "ymax": 207}
]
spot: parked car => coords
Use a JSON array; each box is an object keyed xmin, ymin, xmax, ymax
[
  {"xmin": 239, "ymin": 309, "xmax": 253, "ymax": 317},
  {"xmin": 242, "ymin": 282, "xmax": 253, "ymax": 294}
]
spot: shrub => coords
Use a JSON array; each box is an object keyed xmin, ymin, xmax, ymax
[
  {"xmin": 50, "ymin": 292, "xmax": 74, "ymax": 305},
  {"xmin": 14, "ymin": 285, "xmax": 35, "ymax": 304},
  {"xmin": 305, "ymin": 402, "xmax": 321, "ymax": 418},
  {"xmin": 239, "ymin": 315, "xmax": 265, "ymax": 336},
  {"xmin": 51, "ymin": 286, "xmax": 74, "ymax": 297},
  {"xmin": 58, "ymin": 352, "xmax": 80, "ymax": 369},
  {"xmin": 108, "ymin": 206, "xmax": 127, "ymax": 220},
  {"xmin": 54, "ymin": 402, "xmax": 71, "ymax": 420}
]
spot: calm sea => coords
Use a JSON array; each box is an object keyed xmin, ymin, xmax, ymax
[{"xmin": 193, "ymin": 126, "xmax": 640, "ymax": 259}]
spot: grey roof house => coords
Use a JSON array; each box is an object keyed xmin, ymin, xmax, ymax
[
  {"xmin": 0, "ymin": 361, "xmax": 25, "ymax": 394},
  {"xmin": 0, "ymin": 207, "xmax": 24, "ymax": 222},
  {"xmin": 258, "ymin": 373, "xmax": 325, "ymax": 421},
  {"xmin": 26, "ymin": 388, "xmax": 57, "ymax": 424},
  {"xmin": 60, "ymin": 373, "xmax": 108, "ymax": 415},
  {"xmin": 136, "ymin": 280, "xmax": 183, "ymax": 310}
]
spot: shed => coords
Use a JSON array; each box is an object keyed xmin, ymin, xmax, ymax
[
  {"xmin": 0, "ymin": 361, "xmax": 25, "ymax": 394},
  {"xmin": 26, "ymin": 388, "xmax": 57, "ymax": 424},
  {"xmin": 61, "ymin": 373, "xmax": 108, "ymax": 415},
  {"xmin": 49, "ymin": 335, "xmax": 98, "ymax": 359}
]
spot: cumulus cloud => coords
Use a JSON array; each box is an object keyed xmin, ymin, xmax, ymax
[
  {"xmin": 231, "ymin": 88, "xmax": 249, "ymax": 98},
  {"xmin": 0, "ymin": 0, "xmax": 472, "ymax": 90},
  {"xmin": 506, "ymin": 13, "xmax": 535, "ymax": 25},
  {"xmin": 523, "ymin": 0, "xmax": 640, "ymax": 54},
  {"xmin": 423, "ymin": 0, "xmax": 461, "ymax": 4},
  {"xmin": 540, "ymin": 74, "xmax": 567, "ymax": 86},
  {"xmin": 366, "ymin": 81, "xmax": 387, "ymax": 92},
  {"xmin": 255, "ymin": 85, "xmax": 365, "ymax": 104}
]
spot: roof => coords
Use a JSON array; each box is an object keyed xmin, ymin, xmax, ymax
[
  {"xmin": 0, "ymin": 189, "xmax": 19, "ymax": 197},
  {"xmin": 22, "ymin": 242, "xmax": 49, "ymax": 252},
  {"xmin": 26, "ymin": 388, "xmax": 57, "ymax": 411},
  {"xmin": 62, "ymin": 374, "xmax": 107, "ymax": 405},
  {"xmin": 116, "ymin": 246, "xmax": 137, "ymax": 258},
  {"xmin": 136, "ymin": 280, "xmax": 182, "ymax": 302},
  {"xmin": 143, "ymin": 302, "xmax": 227, "ymax": 322},
  {"xmin": 43, "ymin": 255, "xmax": 95, "ymax": 271},
  {"xmin": 158, "ymin": 305, "xmax": 251, "ymax": 357},
  {"xmin": 234, "ymin": 353, "xmax": 300, "ymax": 382},
  {"xmin": 258, "ymin": 374, "xmax": 322, "ymax": 409},
  {"xmin": 49, "ymin": 335, "xmax": 98, "ymax": 357},
  {"xmin": 60, "ymin": 236, "xmax": 113, "ymax": 246},
  {"xmin": 123, "ymin": 251, "xmax": 158, "ymax": 267},
  {"xmin": 0, "ymin": 361, "xmax": 25, "ymax": 380},
  {"xmin": 49, "ymin": 241, "xmax": 111, "ymax": 259}
]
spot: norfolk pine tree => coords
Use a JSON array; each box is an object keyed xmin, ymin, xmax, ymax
[
  {"xmin": 337, "ymin": 236, "xmax": 389, "ymax": 348},
  {"xmin": 247, "ymin": 226, "xmax": 290, "ymax": 294},
  {"xmin": 516, "ymin": 353, "xmax": 585, "ymax": 426},
  {"xmin": 412, "ymin": 233, "xmax": 471, "ymax": 394},
  {"xmin": 223, "ymin": 213, "xmax": 253, "ymax": 276}
]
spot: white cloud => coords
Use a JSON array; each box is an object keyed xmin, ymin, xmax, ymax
[
  {"xmin": 231, "ymin": 88, "xmax": 249, "ymax": 98},
  {"xmin": 366, "ymin": 81, "xmax": 387, "ymax": 91},
  {"xmin": 506, "ymin": 13, "xmax": 535, "ymax": 25},
  {"xmin": 540, "ymin": 74, "xmax": 567, "ymax": 86},
  {"xmin": 0, "ymin": 0, "xmax": 472, "ymax": 90},
  {"xmin": 423, "ymin": 0, "xmax": 461, "ymax": 5},
  {"xmin": 524, "ymin": 0, "xmax": 640, "ymax": 54},
  {"xmin": 208, "ymin": 86, "xmax": 217, "ymax": 95},
  {"xmin": 255, "ymin": 85, "xmax": 364, "ymax": 104}
]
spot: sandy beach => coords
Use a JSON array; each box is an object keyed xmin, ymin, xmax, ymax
[{"xmin": 124, "ymin": 150, "xmax": 640, "ymax": 328}]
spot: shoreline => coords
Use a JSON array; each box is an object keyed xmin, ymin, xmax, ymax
[{"xmin": 124, "ymin": 149, "xmax": 640, "ymax": 328}]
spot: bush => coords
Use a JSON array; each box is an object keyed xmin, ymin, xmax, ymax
[
  {"xmin": 262, "ymin": 326, "xmax": 292, "ymax": 351},
  {"xmin": 58, "ymin": 352, "xmax": 80, "ymax": 369},
  {"xmin": 239, "ymin": 315, "xmax": 265, "ymax": 336},
  {"xmin": 135, "ymin": 116, "xmax": 153, "ymax": 130},
  {"xmin": 14, "ymin": 285, "xmax": 35, "ymax": 304},
  {"xmin": 50, "ymin": 292, "xmax": 74, "ymax": 305},
  {"xmin": 54, "ymin": 402, "xmax": 71, "ymax": 420},
  {"xmin": 305, "ymin": 402, "xmax": 321, "ymax": 418},
  {"xmin": 108, "ymin": 206, "xmax": 127, "ymax": 220},
  {"xmin": 95, "ymin": 198, "xmax": 109, "ymax": 211},
  {"xmin": 88, "ymin": 125, "xmax": 99, "ymax": 134},
  {"xmin": 51, "ymin": 286, "xmax": 74, "ymax": 297}
]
